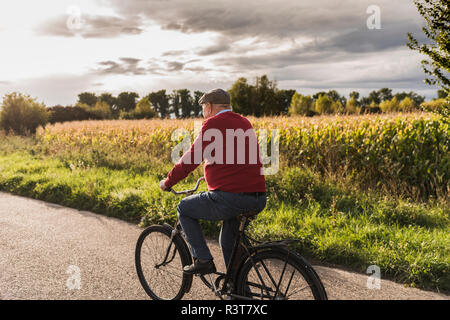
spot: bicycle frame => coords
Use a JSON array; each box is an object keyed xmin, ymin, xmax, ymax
[
  {"xmin": 162, "ymin": 176, "xmax": 303, "ymax": 300},
  {"xmin": 215, "ymin": 216, "xmax": 300, "ymax": 300}
]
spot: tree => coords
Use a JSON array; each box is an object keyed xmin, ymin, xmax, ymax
[
  {"xmin": 289, "ymin": 92, "xmax": 314, "ymax": 116},
  {"xmin": 170, "ymin": 90, "xmax": 181, "ymax": 118},
  {"xmin": 315, "ymin": 94, "xmax": 334, "ymax": 115},
  {"xmin": 276, "ymin": 89, "xmax": 296, "ymax": 115},
  {"xmin": 326, "ymin": 90, "xmax": 347, "ymax": 106},
  {"xmin": 77, "ymin": 92, "xmax": 98, "ymax": 107},
  {"xmin": 312, "ymin": 91, "xmax": 327, "ymax": 100},
  {"xmin": 345, "ymin": 97, "xmax": 361, "ymax": 114},
  {"xmin": 360, "ymin": 96, "xmax": 373, "ymax": 108},
  {"xmin": 407, "ymin": 0, "xmax": 450, "ymax": 93},
  {"xmin": 0, "ymin": 92, "xmax": 49, "ymax": 135},
  {"xmin": 48, "ymin": 105, "xmax": 101, "ymax": 123},
  {"xmin": 148, "ymin": 90, "xmax": 170, "ymax": 118},
  {"xmin": 332, "ymin": 101, "xmax": 345, "ymax": 114},
  {"xmin": 393, "ymin": 91, "xmax": 425, "ymax": 107},
  {"xmin": 116, "ymin": 92, "xmax": 139, "ymax": 112},
  {"xmin": 229, "ymin": 77, "xmax": 253, "ymax": 115},
  {"xmin": 87, "ymin": 101, "xmax": 113, "ymax": 119},
  {"xmin": 177, "ymin": 89, "xmax": 194, "ymax": 118},
  {"xmin": 254, "ymin": 75, "xmax": 278, "ymax": 116},
  {"xmin": 378, "ymin": 88, "xmax": 393, "ymax": 102},
  {"xmin": 98, "ymin": 93, "xmax": 118, "ymax": 118},
  {"xmin": 379, "ymin": 97, "xmax": 400, "ymax": 113},
  {"xmin": 367, "ymin": 90, "xmax": 381, "ymax": 104},
  {"xmin": 193, "ymin": 91, "xmax": 204, "ymax": 117},
  {"xmin": 437, "ymin": 89, "xmax": 448, "ymax": 99},
  {"xmin": 399, "ymin": 97, "xmax": 416, "ymax": 112},
  {"xmin": 229, "ymin": 75, "xmax": 293, "ymax": 116},
  {"xmin": 349, "ymin": 91, "xmax": 360, "ymax": 100}
]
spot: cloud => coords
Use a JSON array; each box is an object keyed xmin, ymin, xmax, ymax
[
  {"xmin": 92, "ymin": 57, "xmax": 207, "ymax": 76},
  {"xmin": 21, "ymin": 0, "xmax": 436, "ymax": 104},
  {"xmin": 105, "ymin": 0, "xmax": 423, "ymax": 41},
  {"xmin": 0, "ymin": 73, "xmax": 100, "ymax": 106},
  {"xmin": 35, "ymin": 13, "xmax": 143, "ymax": 38},
  {"xmin": 197, "ymin": 43, "xmax": 231, "ymax": 56},
  {"xmin": 102, "ymin": 0, "xmax": 429, "ymax": 80},
  {"xmin": 94, "ymin": 57, "xmax": 147, "ymax": 75},
  {"xmin": 162, "ymin": 50, "xmax": 187, "ymax": 57}
]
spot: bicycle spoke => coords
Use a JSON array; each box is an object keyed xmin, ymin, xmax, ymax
[
  {"xmin": 239, "ymin": 254, "xmax": 322, "ymax": 300},
  {"xmin": 283, "ymin": 269, "xmax": 295, "ymax": 297},
  {"xmin": 286, "ymin": 284, "xmax": 312, "ymax": 298},
  {"xmin": 137, "ymin": 227, "xmax": 189, "ymax": 300}
]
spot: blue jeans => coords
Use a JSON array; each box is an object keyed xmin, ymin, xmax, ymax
[{"xmin": 177, "ymin": 190, "xmax": 267, "ymax": 267}]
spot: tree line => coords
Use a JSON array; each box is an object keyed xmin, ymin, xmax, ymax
[
  {"xmin": 48, "ymin": 74, "xmax": 443, "ymax": 124},
  {"xmin": 56, "ymin": 89, "xmax": 205, "ymax": 122},
  {"xmin": 0, "ymin": 75, "xmax": 447, "ymax": 135}
]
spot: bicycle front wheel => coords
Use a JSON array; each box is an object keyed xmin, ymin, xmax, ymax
[
  {"xmin": 236, "ymin": 249, "xmax": 327, "ymax": 300},
  {"xmin": 135, "ymin": 225, "xmax": 193, "ymax": 300}
]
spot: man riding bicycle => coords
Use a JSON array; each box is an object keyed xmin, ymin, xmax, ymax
[{"xmin": 160, "ymin": 88, "xmax": 266, "ymax": 275}]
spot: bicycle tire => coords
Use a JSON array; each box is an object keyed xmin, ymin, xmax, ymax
[
  {"xmin": 235, "ymin": 248, "xmax": 327, "ymax": 300},
  {"xmin": 135, "ymin": 224, "xmax": 193, "ymax": 300}
]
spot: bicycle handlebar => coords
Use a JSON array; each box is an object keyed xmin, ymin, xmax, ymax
[{"xmin": 166, "ymin": 177, "xmax": 205, "ymax": 195}]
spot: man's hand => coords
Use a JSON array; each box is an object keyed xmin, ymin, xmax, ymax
[{"xmin": 160, "ymin": 179, "xmax": 169, "ymax": 191}]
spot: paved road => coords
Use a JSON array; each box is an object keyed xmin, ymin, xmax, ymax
[{"xmin": 0, "ymin": 191, "xmax": 447, "ymax": 300}]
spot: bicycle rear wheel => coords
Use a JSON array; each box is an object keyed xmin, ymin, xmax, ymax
[
  {"xmin": 135, "ymin": 224, "xmax": 193, "ymax": 300},
  {"xmin": 236, "ymin": 249, "xmax": 327, "ymax": 300}
]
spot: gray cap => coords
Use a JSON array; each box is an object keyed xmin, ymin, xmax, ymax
[{"xmin": 199, "ymin": 88, "xmax": 230, "ymax": 105}]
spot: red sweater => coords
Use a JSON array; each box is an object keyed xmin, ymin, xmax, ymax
[{"xmin": 164, "ymin": 111, "xmax": 266, "ymax": 193}]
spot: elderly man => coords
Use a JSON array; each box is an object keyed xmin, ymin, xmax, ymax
[{"xmin": 160, "ymin": 88, "xmax": 266, "ymax": 275}]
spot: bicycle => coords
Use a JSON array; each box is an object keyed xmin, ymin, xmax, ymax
[{"xmin": 135, "ymin": 177, "xmax": 328, "ymax": 300}]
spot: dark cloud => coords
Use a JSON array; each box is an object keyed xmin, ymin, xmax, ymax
[
  {"xmin": 167, "ymin": 61, "xmax": 185, "ymax": 71},
  {"xmin": 105, "ymin": 0, "xmax": 423, "ymax": 41},
  {"xmin": 95, "ymin": 57, "xmax": 147, "ymax": 75},
  {"xmin": 184, "ymin": 66, "xmax": 213, "ymax": 73},
  {"xmin": 26, "ymin": 0, "xmax": 435, "ymax": 103},
  {"xmin": 162, "ymin": 50, "xmax": 187, "ymax": 57},
  {"xmin": 102, "ymin": 0, "xmax": 427, "ymax": 75},
  {"xmin": 35, "ymin": 13, "xmax": 143, "ymax": 38},
  {"xmin": 197, "ymin": 43, "xmax": 231, "ymax": 56},
  {"xmin": 93, "ymin": 57, "xmax": 205, "ymax": 76}
]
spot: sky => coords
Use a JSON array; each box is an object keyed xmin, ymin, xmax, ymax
[{"xmin": 0, "ymin": 0, "xmax": 439, "ymax": 106}]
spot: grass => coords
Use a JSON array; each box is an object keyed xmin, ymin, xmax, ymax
[{"xmin": 0, "ymin": 134, "xmax": 448, "ymax": 292}]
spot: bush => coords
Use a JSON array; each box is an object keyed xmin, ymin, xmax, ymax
[
  {"xmin": 399, "ymin": 97, "xmax": 416, "ymax": 112},
  {"xmin": 120, "ymin": 97, "xmax": 157, "ymax": 119},
  {"xmin": 379, "ymin": 97, "xmax": 400, "ymax": 113},
  {"xmin": 0, "ymin": 92, "xmax": 49, "ymax": 135},
  {"xmin": 48, "ymin": 105, "xmax": 102, "ymax": 123},
  {"xmin": 420, "ymin": 98, "xmax": 448, "ymax": 113},
  {"xmin": 315, "ymin": 94, "xmax": 334, "ymax": 115},
  {"xmin": 345, "ymin": 97, "xmax": 361, "ymax": 114},
  {"xmin": 289, "ymin": 93, "xmax": 313, "ymax": 116},
  {"xmin": 80, "ymin": 101, "xmax": 113, "ymax": 120}
]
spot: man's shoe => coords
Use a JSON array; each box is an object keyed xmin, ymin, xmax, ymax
[{"xmin": 183, "ymin": 259, "xmax": 216, "ymax": 275}]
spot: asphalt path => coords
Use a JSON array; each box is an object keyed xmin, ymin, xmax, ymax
[{"xmin": 0, "ymin": 191, "xmax": 447, "ymax": 300}]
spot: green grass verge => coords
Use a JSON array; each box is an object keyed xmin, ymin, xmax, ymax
[{"xmin": 0, "ymin": 149, "xmax": 448, "ymax": 292}]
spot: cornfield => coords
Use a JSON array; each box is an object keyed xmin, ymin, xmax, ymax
[{"xmin": 37, "ymin": 111, "xmax": 449, "ymax": 201}]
